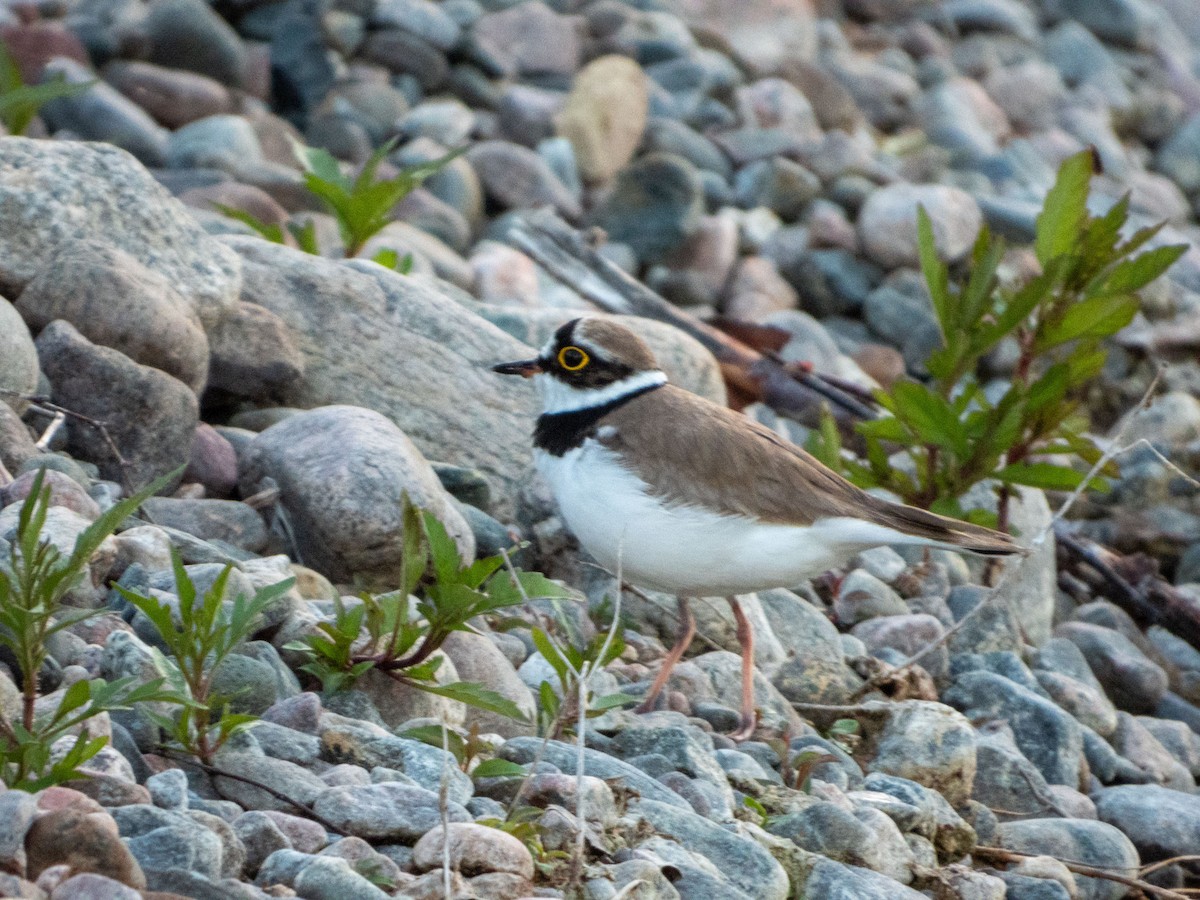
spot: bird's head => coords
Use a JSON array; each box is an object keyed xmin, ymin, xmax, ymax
[{"xmin": 493, "ymin": 317, "xmax": 666, "ymax": 413}]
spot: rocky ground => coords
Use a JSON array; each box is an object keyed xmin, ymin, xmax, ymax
[{"xmin": 1, "ymin": 0, "xmax": 1200, "ymax": 897}]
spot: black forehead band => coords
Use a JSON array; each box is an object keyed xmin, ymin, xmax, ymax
[{"xmin": 555, "ymin": 319, "xmax": 582, "ymax": 347}]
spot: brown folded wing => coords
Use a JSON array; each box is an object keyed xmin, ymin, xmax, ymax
[{"xmin": 597, "ymin": 385, "xmax": 1021, "ymax": 556}]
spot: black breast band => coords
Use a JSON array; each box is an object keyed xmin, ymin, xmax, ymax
[{"xmin": 534, "ymin": 382, "xmax": 664, "ymax": 456}]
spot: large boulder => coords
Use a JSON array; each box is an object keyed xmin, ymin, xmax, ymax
[
  {"xmin": 224, "ymin": 237, "xmax": 538, "ymax": 516},
  {"xmin": 0, "ymin": 139, "xmax": 240, "ymax": 329}
]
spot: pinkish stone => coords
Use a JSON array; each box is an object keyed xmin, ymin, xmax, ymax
[
  {"xmin": 105, "ymin": 61, "xmax": 233, "ymax": 129},
  {"xmin": 183, "ymin": 423, "xmax": 239, "ymax": 498},
  {"xmin": 0, "ymin": 23, "xmax": 88, "ymax": 82}
]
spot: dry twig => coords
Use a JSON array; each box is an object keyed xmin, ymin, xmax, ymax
[
  {"xmin": 0, "ymin": 390, "xmax": 137, "ymax": 494},
  {"xmin": 974, "ymin": 845, "xmax": 1189, "ymax": 900},
  {"xmin": 161, "ymin": 750, "xmax": 350, "ymax": 836},
  {"xmin": 508, "ymin": 209, "xmax": 876, "ymax": 423}
]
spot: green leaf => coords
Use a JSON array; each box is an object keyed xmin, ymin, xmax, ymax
[
  {"xmin": 916, "ymin": 205, "xmax": 953, "ymax": 333},
  {"xmin": 1079, "ymin": 193, "xmax": 1129, "ymax": 265},
  {"xmin": 421, "ymin": 510, "xmax": 463, "ymax": 586},
  {"xmin": 213, "ymin": 205, "xmax": 285, "ymax": 243},
  {"xmin": 471, "ymin": 758, "xmax": 528, "ymax": 778},
  {"xmin": 827, "ymin": 718, "xmax": 860, "ymax": 736},
  {"xmin": 992, "ymin": 461, "xmax": 1088, "ymax": 491},
  {"xmin": 1115, "ymin": 221, "xmax": 1166, "ymax": 259},
  {"xmin": 1037, "ymin": 293, "xmax": 1139, "ymax": 348},
  {"xmin": 538, "ymin": 681, "xmax": 559, "ymax": 723},
  {"xmin": 1024, "ymin": 362, "xmax": 1070, "ymax": 414},
  {"xmin": 855, "ymin": 415, "xmax": 908, "ymax": 444},
  {"xmin": 513, "ymin": 572, "xmax": 573, "ymax": 601},
  {"xmin": 461, "ymin": 556, "xmax": 505, "ymax": 591},
  {"xmin": 296, "ymin": 142, "xmax": 350, "ymax": 189},
  {"xmin": 742, "ymin": 795, "xmax": 769, "ymax": 821},
  {"xmin": 287, "ymin": 219, "xmax": 320, "ymax": 255},
  {"xmin": 416, "ymin": 680, "xmax": 529, "ymax": 722},
  {"xmin": 1102, "ymin": 244, "xmax": 1188, "ymax": 295},
  {"xmin": 371, "ymin": 248, "xmax": 400, "ymax": 269},
  {"xmin": 1036, "ymin": 149, "xmax": 1093, "ymax": 266},
  {"xmin": 959, "ymin": 228, "xmax": 1004, "ymax": 328},
  {"xmin": 588, "ymin": 692, "xmax": 637, "ymax": 712},
  {"xmin": 805, "ymin": 404, "xmax": 844, "ymax": 470},
  {"xmin": 67, "ymin": 469, "xmax": 179, "ymax": 578},
  {"xmin": 399, "ymin": 497, "xmax": 428, "ymax": 596},
  {"xmin": 890, "ymin": 381, "xmax": 967, "ymax": 458},
  {"xmin": 530, "ymin": 628, "xmax": 570, "ymax": 684},
  {"xmin": 401, "ymin": 725, "xmax": 466, "ymax": 760},
  {"xmin": 0, "ymin": 72, "xmax": 95, "ymax": 136}
]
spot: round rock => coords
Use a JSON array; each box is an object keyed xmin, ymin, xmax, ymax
[
  {"xmin": 35, "ymin": 321, "xmax": 198, "ymax": 489},
  {"xmin": 857, "ymin": 183, "xmax": 983, "ymax": 269},
  {"xmin": 589, "ymin": 152, "xmax": 705, "ymax": 265},
  {"xmin": 239, "ymin": 405, "xmax": 473, "ymax": 585},
  {"xmin": 17, "ymin": 240, "xmax": 210, "ymax": 393},
  {"xmin": 0, "ymin": 138, "xmax": 240, "ymax": 328},
  {"xmin": 557, "ymin": 54, "xmax": 649, "ymax": 184},
  {"xmin": 412, "ymin": 823, "xmax": 533, "ymax": 877}
]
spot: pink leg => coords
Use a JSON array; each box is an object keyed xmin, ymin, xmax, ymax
[
  {"xmin": 637, "ymin": 596, "xmax": 695, "ymax": 714},
  {"xmin": 728, "ymin": 596, "xmax": 757, "ymax": 741}
]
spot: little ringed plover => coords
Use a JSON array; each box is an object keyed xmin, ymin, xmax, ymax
[{"xmin": 495, "ymin": 317, "xmax": 1022, "ymax": 739}]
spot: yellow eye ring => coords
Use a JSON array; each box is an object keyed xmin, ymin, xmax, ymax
[{"xmin": 558, "ymin": 346, "xmax": 589, "ymax": 371}]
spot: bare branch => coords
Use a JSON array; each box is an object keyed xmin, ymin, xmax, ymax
[
  {"xmin": 162, "ymin": 751, "xmax": 349, "ymax": 836},
  {"xmin": 974, "ymin": 845, "xmax": 1189, "ymax": 900},
  {"xmin": 507, "ymin": 209, "xmax": 877, "ymax": 423}
]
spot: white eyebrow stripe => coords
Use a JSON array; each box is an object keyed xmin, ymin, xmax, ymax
[{"xmin": 538, "ymin": 369, "xmax": 667, "ymax": 414}]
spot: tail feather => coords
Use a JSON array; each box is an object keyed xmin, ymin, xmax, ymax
[{"xmin": 867, "ymin": 498, "xmax": 1026, "ymax": 558}]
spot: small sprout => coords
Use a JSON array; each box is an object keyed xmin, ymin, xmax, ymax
[
  {"xmin": 810, "ymin": 149, "xmax": 1187, "ymax": 529},
  {"xmin": 0, "ymin": 470, "xmax": 176, "ymax": 790},
  {"xmin": 741, "ymin": 795, "xmax": 770, "ymax": 826},
  {"xmin": 117, "ymin": 553, "xmax": 294, "ymax": 764},
  {"xmin": 285, "ymin": 496, "xmax": 571, "ymax": 723},
  {"xmin": 788, "ymin": 750, "xmax": 839, "ymax": 793},
  {"xmin": 826, "ymin": 717, "xmax": 861, "ymax": 752},
  {"xmin": 530, "ymin": 622, "xmax": 637, "ymax": 740}
]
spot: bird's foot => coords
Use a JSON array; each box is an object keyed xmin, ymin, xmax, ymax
[{"xmin": 729, "ymin": 711, "xmax": 757, "ymax": 742}]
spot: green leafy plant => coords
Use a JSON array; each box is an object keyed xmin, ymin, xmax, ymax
[
  {"xmin": 478, "ymin": 808, "xmax": 571, "ymax": 879},
  {"xmin": 530, "ymin": 625, "xmax": 636, "ymax": 739},
  {"xmin": 810, "ymin": 149, "xmax": 1188, "ymax": 530},
  {"xmin": 286, "ymin": 498, "xmax": 570, "ymax": 722},
  {"xmin": 741, "ymin": 794, "xmax": 771, "ymax": 827},
  {"xmin": 0, "ymin": 44, "xmax": 94, "ymax": 136},
  {"xmin": 783, "ymin": 749, "xmax": 839, "ymax": 793},
  {"xmin": 216, "ymin": 138, "xmax": 462, "ymax": 263},
  {"xmin": 0, "ymin": 470, "xmax": 172, "ymax": 789},
  {"xmin": 117, "ymin": 553, "xmax": 294, "ymax": 764},
  {"xmin": 401, "ymin": 721, "xmax": 528, "ymax": 777},
  {"xmin": 825, "ymin": 717, "xmax": 860, "ymax": 753}
]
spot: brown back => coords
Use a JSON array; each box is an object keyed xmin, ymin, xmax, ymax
[{"xmin": 598, "ymin": 385, "xmax": 1020, "ymax": 555}]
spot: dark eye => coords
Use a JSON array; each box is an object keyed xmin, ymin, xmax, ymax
[{"xmin": 558, "ymin": 346, "xmax": 589, "ymax": 371}]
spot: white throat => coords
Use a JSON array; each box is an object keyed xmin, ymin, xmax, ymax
[{"xmin": 536, "ymin": 369, "xmax": 667, "ymax": 415}]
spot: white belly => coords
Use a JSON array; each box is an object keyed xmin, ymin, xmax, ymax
[{"xmin": 535, "ymin": 441, "xmax": 892, "ymax": 596}]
